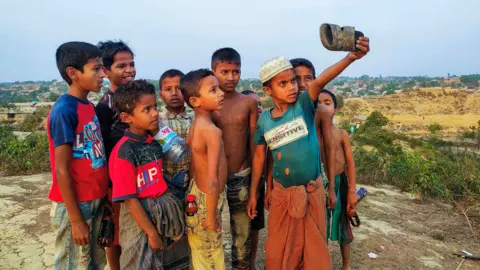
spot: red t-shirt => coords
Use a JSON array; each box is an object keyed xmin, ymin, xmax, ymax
[
  {"xmin": 47, "ymin": 94, "xmax": 108, "ymax": 202},
  {"xmin": 109, "ymin": 130, "xmax": 167, "ymax": 202}
]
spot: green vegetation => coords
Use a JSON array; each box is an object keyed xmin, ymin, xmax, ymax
[
  {"xmin": 460, "ymin": 74, "xmax": 480, "ymax": 87},
  {"xmin": 352, "ymin": 111, "xmax": 480, "ymax": 200},
  {"xmin": 0, "ymin": 125, "xmax": 50, "ymax": 175},
  {"xmin": 427, "ymin": 123, "xmax": 442, "ymax": 134}
]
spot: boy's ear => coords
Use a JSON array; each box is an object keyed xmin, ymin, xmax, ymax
[
  {"xmin": 119, "ymin": 112, "xmax": 132, "ymax": 124},
  {"xmin": 263, "ymin": 86, "xmax": 272, "ymax": 97},
  {"xmin": 102, "ymin": 66, "xmax": 111, "ymax": 77},
  {"xmin": 189, "ymin": 96, "xmax": 200, "ymax": 108},
  {"xmin": 66, "ymin": 67, "xmax": 78, "ymax": 82},
  {"xmin": 158, "ymin": 90, "xmax": 165, "ymax": 102}
]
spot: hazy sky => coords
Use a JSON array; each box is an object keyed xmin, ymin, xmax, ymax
[{"xmin": 0, "ymin": 0, "xmax": 479, "ymax": 82}]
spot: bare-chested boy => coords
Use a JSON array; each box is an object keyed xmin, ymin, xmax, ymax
[
  {"xmin": 181, "ymin": 69, "xmax": 228, "ymax": 270},
  {"xmin": 318, "ymin": 89, "xmax": 357, "ymax": 270},
  {"xmin": 211, "ymin": 48, "xmax": 258, "ymax": 270}
]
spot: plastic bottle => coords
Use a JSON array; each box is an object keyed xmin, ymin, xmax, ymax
[
  {"xmin": 185, "ymin": 194, "xmax": 198, "ymax": 228},
  {"xmin": 355, "ymin": 187, "xmax": 367, "ymax": 203},
  {"xmin": 154, "ymin": 122, "xmax": 189, "ymax": 163},
  {"xmin": 98, "ymin": 206, "xmax": 114, "ymax": 247},
  {"xmin": 349, "ymin": 187, "xmax": 368, "ymax": 227}
]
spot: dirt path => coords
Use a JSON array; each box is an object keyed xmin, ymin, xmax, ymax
[{"xmin": 1, "ymin": 174, "xmax": 478, "ymax": 269}]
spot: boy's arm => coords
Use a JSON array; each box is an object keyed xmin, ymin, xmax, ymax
[
  {"xmin": 342, "ymin": 130, "xmax": 357, "ymax": 209},
  {"xmin": 247, "ymin": 144, "xmax": 266, "ymax": 218},
  {"xmin": 248, "ymin": 98, "xmax": 259, "ymax": 164},
  {"xmin": 309, "ymin": 37, "xmax": 370, "ymax": 102},
  {"xmin": 315, "ymin": 112, "xmax": 327, "ymax": 166},
  {"xmin": 317, "ymin": 106, "xmax": 337, "ymax": 209},
  {"xmin": 264, "ymin": 149, "xmax": 273, "ymax": 210},
  {"xmin": 55, "ymin": 144, "xmax": 90, "ymax": 246},
  {"xmin": 124, "ymin": 198, "xmax": 163, "ymax": 251},
  {"xmin": 204, "ymin": 126, "xmax": 222, "ymax": 231}
]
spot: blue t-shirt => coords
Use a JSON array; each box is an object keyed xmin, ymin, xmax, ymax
[
  {"xmin": 47, "ymin": 94, "xmax": 108, "ymax": 202},
  {"xmin": 254, "ymin": 91, "xmax": 320, "ymax": 188}
]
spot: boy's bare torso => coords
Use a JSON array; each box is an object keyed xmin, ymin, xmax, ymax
[
  {"xmin": 333, "ymin": 127, "xmax": 347, "ymax": 176},
  {"xmin": 188, "ymin": 117, "xmax": 227, "ymax": 193},
  {"xmin": 213, "ymin": 93, "xmax": 255, "ymax": 173}
]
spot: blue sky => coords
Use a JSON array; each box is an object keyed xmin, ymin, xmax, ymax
[{"xmin": 0, "ymin": 0, "xmax": 478, "ymax": 82}]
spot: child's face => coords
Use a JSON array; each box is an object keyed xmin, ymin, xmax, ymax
[
  {"xmin": 294, "ymin": 66, "xmax": 314, "ymax": 92},
  {"xmin": 213, "ymin": 62, "xmax": 241, "ymax": 92},
  {"xmin": 318, "ymin": 92, "xmax": 337, "ymax": 117},
  {"xmin": 264, "ymin": 69, "xmax": 298, "ymax": 104},
  {"xmin": 104, "ymin": 51, "xmax": 136, "ymax": 87},
  {"xmin": 127, "ymin": 94, "xmax": 159, "ymax": 132},
  {"xmin": 195, "ymin": 75, "xmax": 224, "ymax": 111},
  {"xmin": 76, "ymin": 57, "xmax": 106, "ymax": 92},
  {"xmin": 160, "ymin": 76, "xmax": 185, "ymax": 109}
]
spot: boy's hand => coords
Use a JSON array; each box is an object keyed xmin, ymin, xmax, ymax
[
  {"xmin": 247, "ymin": 196, "xmax": 258, "ymax": 219},
  {"xmin": 347, "ymin": 37, "xmax": 370, "ymax": 61},
  {"xmin": 327, "ymin": 189, "xmax": 337, "ymax": 209},
  {"xmin": 264, "ymin": 190, "xmax": 272, "ymax": 211},
  {"xmin": 72, "ymin": 220, "xmax": 90, "ymax": 246},
  {"xmin": 148, "ymin": 232, "xmax": 164, "ymax": 252},
  {"xmin": 201, "ymin": 217, "xmax": 221, "ymax": 232},
  {"xmin": 347, "ymin": 191, "xmax": 357, "ymax": 217}
]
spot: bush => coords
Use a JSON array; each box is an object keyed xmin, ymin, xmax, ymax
[
  {"xmin": 0, "ymin": 125, "xmax": 50, "ymax": 175},
  {"xmin": 352, "ymin": 122, "xmax": 480, "ymax": 200},
  {"xmin": 427, "ymin": 123, "xmax": 442, "ymax": 134},
  {"xmin": 363, "ymin": 111, "xmax": 389, "ymax": 129}
]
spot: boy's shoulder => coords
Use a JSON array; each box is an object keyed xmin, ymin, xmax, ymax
[
  {"xmin": 335, "ymin": 128, "xmax": 349, "ymax": 140},
  {"xmin": 49, "ymin": 95, "xmax": 80, "ymax": 121},
  {"xmin": 110, "ymin": 136, "xmax": 135, "ymax": 161}
]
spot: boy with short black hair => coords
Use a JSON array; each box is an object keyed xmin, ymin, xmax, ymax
[
  {"xmin": 96, "ymin": 40, "xmax": 136, "ymax": 156},
  {"xmin": 48, "ymin": 41, "xmax": 108, "ymax": 269},
  {"xmin": 248, "ymin": 36, "xmax": 370, "ymax": 269},
  {"xmin": 211, "ymin": 47, "xmax": 259, "ymax": 270},
  {"xmin": 290, "ymin": 58, "xmax": 316, "ymax": 92},
  {"xmin": 158, "ymin": 69, "xmax": 192, "ymax": 270},
  {"xmin": 109, "ymin": 80, "xmax": 185, "ymax": 269},
  {"xmin": 95, "ymin": 40, "xmax": 136, "ymax": 270},
  {"xmin": 318, "ymin": 89, "xmax": 357, "ymax": 270},
  {"xmin": 158, "ymin": 69, "xmax": 192, "ymax": 197},
  {"xmin": 181, "ymin": 69, "xmax": 227, "ymax": 270}
]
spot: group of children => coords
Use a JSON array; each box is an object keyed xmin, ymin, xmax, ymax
[{"xmin": 47, "ymin": 36, "xmax": 369, "ymax": 270}]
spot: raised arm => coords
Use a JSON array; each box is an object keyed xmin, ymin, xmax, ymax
[
  {"xmin": 309, "ymin": 37, "xmax": 370, "ymax": 102},
  {"xmin": 204, "ymin": 126, "xmax": 223, "ymax": 231}
]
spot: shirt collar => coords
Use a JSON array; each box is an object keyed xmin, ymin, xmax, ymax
[
  {"xmin": 164, "ymin": 107, "xmax": 189, "ymax": 120},
  {"xmin": 124, "ymin": 129, "xmax": 155, "ymax": 144}
]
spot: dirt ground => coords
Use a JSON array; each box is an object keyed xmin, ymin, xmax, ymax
[{"xmin": 0, "ymin": 173, "xmax": 479, "ymax": 269}]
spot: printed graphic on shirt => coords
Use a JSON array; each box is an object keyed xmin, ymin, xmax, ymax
[
  {"xmin": 264, "ymin": 116, "xmax": 309, "ymax": 150},
  {"xmin": 137, "ymin": 165, "xmax": 160, "ymax": 192},
  {"xmin": 72, "ymin": 115, "xmax": 105, "ymax": 169}
]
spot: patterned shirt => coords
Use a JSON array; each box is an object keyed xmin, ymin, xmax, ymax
[
  {"xmin": 109, "ymin": 130, "xmax": 168, "ymax": 202},
  {"xmin": 47, "ymin": 94, "xmax": 108, "ymax": 202},
  {"xmin": 158, "ymin": 107, "xmax": 193, "ymax": 187}
]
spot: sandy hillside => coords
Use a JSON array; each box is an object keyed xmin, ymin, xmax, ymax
[
  {"xmin": 343, "ymin": 88, "xmax": 480, "ymax": 135},
  {"xmin": 1, "ymin": 173, "xmax": 479, "ymax": 269}
]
